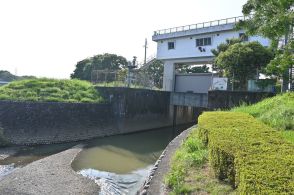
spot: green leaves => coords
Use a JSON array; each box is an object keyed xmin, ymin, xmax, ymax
[
  {"xmin": 240, "ymin": 0, "xmax": 294, "ymax": 78},
  {"xmin": 214, "ymin": 41, "xmax": 273, "ymax": 90},
  {"xmin": 70, "ymin": 53, "xmax": 128, "ymax": 81},
  {"xmin": 165, "ymin": 129, "xmax": 208, "ymax": 194},
  {"xmin": 198, "ymin": 112, "xmax": 294, "ymax": 194},
  {"xmin": 241, "ymin": 0, "xmax": 294, "ymax": 40},
  {"xmin": 0, "ymin": 78, "xmax": 104, "ymax": 103}
]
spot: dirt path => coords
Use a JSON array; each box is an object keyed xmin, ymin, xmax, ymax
[{"xmin": 0, "ymin": 145, "xmax": 100, "ymax": 195}]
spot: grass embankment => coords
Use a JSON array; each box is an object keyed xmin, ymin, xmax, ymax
[
  {"xmin": 0, "ymin": 78, "xmax": 103, "ymax": 103},
  {"xmin": 165, "ymin": 129, "xmax": 235, "ymax": 194},
  {"xmin": 233, "ymin": 92, "xmax": 294, "ymax": 143},
  {"xmin": 166, "ymin": 93, "xmax": 294, "ymax": 194},
  {"xmin": 232, "ymin": 92, "xmax": 294, "ymax": 131}
]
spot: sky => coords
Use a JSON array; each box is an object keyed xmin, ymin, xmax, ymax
[{"xmin": 0, "ymin": 0, "xmax": 247, "ymax": 78}]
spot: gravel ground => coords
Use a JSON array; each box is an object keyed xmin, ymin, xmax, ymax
[
  {"xmin": 0, "ymin": 145, "xmax": 100, "ymax": 195},
  {"xmin": 144, "ymin": 126, "xmax": 194, "ymax": 195}
]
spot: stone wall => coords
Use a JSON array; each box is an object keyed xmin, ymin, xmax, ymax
[
  {"xmin": 0, "ymin": 87, "xmax": 202, "ymax": 145},
  {"xmin": 0, "ymin": 101, "xmax": 113, "ymax": 145},
  {"xmin": 96, "ymin": 87, "xmax": 203, "ymax": 130}
]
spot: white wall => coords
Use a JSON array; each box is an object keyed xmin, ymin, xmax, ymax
[
  {"xmin": 157, "ymin": 30, "xmax": 270, "ymax": 60},
  {"xmin": 163, "ymin": 61, "xmax": 175, "ymax": 91},
  {"xmin": 174, "ymin": 74, "xmax": 215, "ymax": 93}
]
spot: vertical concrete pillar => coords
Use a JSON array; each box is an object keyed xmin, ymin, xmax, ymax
[{"xmin": 163, "ymin": 61, "xmax": 175, "ymax": 91}]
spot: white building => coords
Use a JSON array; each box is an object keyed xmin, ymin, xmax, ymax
[{"xmin": 152, "ymin": 16, "xmax": 271, "ymax": 92}]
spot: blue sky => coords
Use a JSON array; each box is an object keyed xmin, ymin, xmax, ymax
[{"xmin": 0, "ymin": 0, "xmax": 247, "ymax": 78}]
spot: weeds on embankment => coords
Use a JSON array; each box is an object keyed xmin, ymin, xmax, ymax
[
  {"xmin": 165, "ymin": 128, "xmax": 235, "ymax": 195},
  {"xmin": 0, "ymin": 78, "xmax": 104, "ymax": 103},
  {"xmin": 232, "ymin": 92, "xmax": 294, "ymax": 131}
]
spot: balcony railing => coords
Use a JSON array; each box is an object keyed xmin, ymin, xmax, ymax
[{"xmin": 154, "ymin": 16, "xmax": 249, "ymax": 36}]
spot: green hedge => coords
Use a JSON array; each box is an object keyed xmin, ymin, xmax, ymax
[{"xmin": 198, "ymin": 112, "xmax": 294, "ymax": 194}]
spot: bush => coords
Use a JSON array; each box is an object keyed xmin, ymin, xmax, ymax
[
  {"xmin": 0, "ymin": 78, "xmax": 104, "ymax": 103},
  {"xmin": 198, "ymin": 112, "xmax": 294, "ymax": 194}
]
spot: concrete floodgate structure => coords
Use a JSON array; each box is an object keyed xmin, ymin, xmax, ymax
[
  {"xmin": 0, "ymin": 87, "xmax": 274, "ymax": 195},
  {"xmin": 152, "ymin": 16, "xmax": 270, "ymax": 93}
]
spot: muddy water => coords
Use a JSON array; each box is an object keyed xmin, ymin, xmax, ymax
[
  {"xmin": 0, "ymin": 126, "xmax": 187, "ymax": 194},
  {"xmin": 72, "ymin": 127, "xmax": 181, "ymax": 195}
]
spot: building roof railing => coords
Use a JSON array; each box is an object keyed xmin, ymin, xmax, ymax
[{"xmin": 154, "ymin": 16, "xmax": 249, "ymax": 36}]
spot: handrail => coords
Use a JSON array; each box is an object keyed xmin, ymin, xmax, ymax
[{"xmin": 153, "ymin": 16, "xmax": 249, "ymax": 36}]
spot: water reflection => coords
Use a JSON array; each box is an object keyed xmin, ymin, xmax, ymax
[
  {"xmin": 71, "ymin": 127, "xmax": 182, "ymax": 195},
  {"xmin": 72, "ymin": 128, "xmax": 174, "ymax": 174},
  {"xmin": 0, "ymin": 125, "xmax": 189, "ymax": 194}
]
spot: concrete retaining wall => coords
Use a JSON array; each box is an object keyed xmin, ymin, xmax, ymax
[
  {"xmin": 0, "ymin": 87, "xmax": 203, "ymax": 145},
  {"xmin": 208, "ymin": 90, "xmax": 275, "ymax": 109},
  {"xmin": 0, "ymin": 87, "xmax": 272, "ymax": 145},
  {"xmin": 0, "ymin": 101, "xmax": 114, "ymax": 144}
]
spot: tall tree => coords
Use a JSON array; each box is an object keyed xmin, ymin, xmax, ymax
[
  {"xmin": 241, "ymin": 0, "xmax": 294, "ymax": 42},
  {"xmin": 215, "ymin": 41, "xmax": 273, "ymax": 90},
  {"xmin": 71, "ymin": 53, "xmax": 128, "ymax": 81},
  {"xmin": 143, "ymin": 59, "xmax": 164, "ymax": 88},
  {"xmin": 239, "ymin": 0, "xmax": 294, "ymax": 84},
  {"xmin": 211, "ymin": 38, "xmax": 243, "ymax": 75}
]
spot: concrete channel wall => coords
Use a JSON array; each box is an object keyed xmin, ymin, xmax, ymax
[
  {"xmin": 208, "ymin": 90, "xmax": 275, "ymax": 109},
  {"xmin": 0, "ymin": 87, "xmax": 203, "ymax": 145},
  {"xmin": 0, "ymin": 87, "xmax": 273, "ymax": 145}
]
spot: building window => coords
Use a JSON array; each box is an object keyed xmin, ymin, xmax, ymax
[
  {"xmin": 168, "ymin": 42, "xmax": 175, "ymax": 50},
  {"xmin": 196, "ymin": 37, "xmax": 211, "ymax": 47},
  {"xmin": 239, "ymin": 33, "xmax": 249, "ymax": 42}
]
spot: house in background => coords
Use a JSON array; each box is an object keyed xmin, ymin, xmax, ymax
[{"xmin": 152, "ymin": 16, "xmax": 271, "ymax": 93}]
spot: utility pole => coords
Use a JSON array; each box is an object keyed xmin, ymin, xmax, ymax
[{"xmin": 143, "ymin": 38, "xmax": 148, "ymax": 65}]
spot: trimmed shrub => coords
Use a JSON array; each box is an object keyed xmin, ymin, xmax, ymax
[{"xmin": 198, "ymin": 112, "xmax": 294, "ymax": 194}]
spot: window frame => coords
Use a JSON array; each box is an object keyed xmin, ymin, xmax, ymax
[
  {"xmin": 196, "ymin": 37, "xmax": 212, "ymax": 47},
  {"xmin": 168, "ymin": 41, "xmax": 175, "ymax": 50}
]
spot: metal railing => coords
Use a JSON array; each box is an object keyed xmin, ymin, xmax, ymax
[{"xmin": 154, "ymin": 16, "xmax": 249, "ymax": 36}]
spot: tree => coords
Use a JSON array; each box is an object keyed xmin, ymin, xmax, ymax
[
  {"xmin": 211, "ymin": 38, "xmax": 243, "ymax": 74},
  {"xmin": 211, "ymin": 38, "xmax": 242, "ymax": 57},
  {"xmin": 143, "ymin": 59, "xmax": 164, "ymax": 88},
  {"xmin": 185, "ymin": 65, "xmax": 210, "ymax": 73},
  {"xmin": 215, "ymin": 41, "xmax": 273, "ymax": 90},
  {"xmin": 0, "ymin": 70, "xmax": 35, "ymax": 82},
  {"xmin": 71, "ymin": 53, "xmax": 128, "ymax": 81},
  {"xmin": 239, "ymin": 0, "xmax": 294, "ymax": 83},
  {"xmin": 241, "ymin": 0, "xmax": 294, "ymax": 42},
  {"xmin": 176, "ymin": 64, "xmax": 210, "ymax": 73}
]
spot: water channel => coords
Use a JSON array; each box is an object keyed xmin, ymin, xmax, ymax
[{"xmin": 0, "ymin": 126, "xmax": 189, "ymax": 195}]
